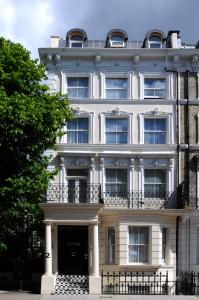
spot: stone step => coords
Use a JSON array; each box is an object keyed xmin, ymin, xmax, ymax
[{"xmin": 55, "ymin": 274, "xmax": 89, "ymax": 295}]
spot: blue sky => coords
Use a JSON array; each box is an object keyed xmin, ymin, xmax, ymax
[{"xmin": 0, "ymin": 0, "xmax": 199, "ymax": 58}]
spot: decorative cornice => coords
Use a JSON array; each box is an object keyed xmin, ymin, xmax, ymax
[
  {"xmin": 74, "ymin": 107, "xmax": 93, "ymax": 116},
  {"xmin": 103, "ymin": 107, "xmax": 130, "ymax": 116},
  {"xmin": 140, "ymin": 108, "xmax": 171, "ymax": 117}
]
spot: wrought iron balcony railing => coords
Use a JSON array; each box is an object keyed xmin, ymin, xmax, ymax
[{"xmin": 45, "ymin": 184, "xmax": 198, "ymax": 209}]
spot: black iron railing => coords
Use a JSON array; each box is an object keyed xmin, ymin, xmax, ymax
[
  {"xmin": 45, "ymin": 184, "xmax": 198, "ymax": 209},
  {"xmin": 46, "ymin": 184, "xmax": 102, "ymax": 204},
  {"xmin": 177, "ymin": 272, "xmax": 199, "ymax": 295},
  {"xmin": 101, "ymin": 271, "xmax": 171, "ymax": 295}
]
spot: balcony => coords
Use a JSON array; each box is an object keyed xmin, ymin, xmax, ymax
[{"xmin": 45, "ymin": 184, "xmax": 197, "ymax": 209}]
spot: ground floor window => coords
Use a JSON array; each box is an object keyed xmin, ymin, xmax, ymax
[
  {"xmin": 162, "ymin": 227, "xmax": 167, "ymax": 263},
  {"xmin": 107, "ymin": 227, "xmax": 115, "ymax": 264},
  {"xmin": 129, "ymin": 227, "xmax": 149, "ymax": 263}
]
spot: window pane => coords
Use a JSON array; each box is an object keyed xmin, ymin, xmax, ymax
[
  {"xmin": 144, "ymin": 119, "xmax": 166, "ymax": 144},
  {"xmin": 129, "ymin": 227, "xmax": 149, "ymax": 263},
  {"xmin": 117, "ymin": 119, "xmax": 128, "ymax": 131},
  {"xmin": 106, "ymin": 119, "xmax": 116, "ymax": 131},
  {"xmin": 106, "ymin": 133, "xmax": 116, "ymax": 144},
  {"xmin": 67, "ymin": 119, "xmax": 77, "ymax": 130},
  {"xmin": 67, "ymin": 77, "xmax": 88, "ymax": 98},
  {"xmin": 117, "ymin": 79, "xmax": 127, "ymax": 88},
  {"xmin": 144, "ymin": 169, "xmax": 166, "ymax": 197},
  {"xmin": 112, "ymin": 35, "xmax": 124, "ymax": 42},
  {"xmin": 106, "ymin": 118, "xmax": 128, "ymax": 144},
  {"xmin": 106, "ymin": 169, "xmax": 116, "ymax": 182},
  {"xmin": 117, "ymin": 133, "xmax": 127, "ymax": 144},
  {"xmin": 71, "ymin": 35, "xmax": 83, "ymax": 41},
  {"xmin": 149, "ymin": 36, "xmax": 161, "ymax": 42},
  {"xmin": 106, "ymin": 78, "xmax": 127, "ymax": 99},
  {"xmin": 145, "ymin": 79, "xmax": 165, "ymax": 89},
  {"xmin": 67, "ymin": 118, "xmax": 88, "ymax": 144},
  {"xmin": 78, "ymin": 78, "xmax": 88, "ymax": 87},
  {"xmin": 106, "ymin": 79, "xmax": 116, "ymax": 88},
  {"xmin": 78, "ymin": 132, "xmax": 88, "ymax": 143},
  {"xmin": 78, "ymin": 118, "xmax": 88, "ymax": 130},
  {"xmin": 67, "ymin": 78, "xmax": 77, "ymax": 87}
]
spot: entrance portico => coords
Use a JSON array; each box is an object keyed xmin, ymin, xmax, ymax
[{"xmin": 40, "ymin": 203, "xmax": 102, "ymax": 295}]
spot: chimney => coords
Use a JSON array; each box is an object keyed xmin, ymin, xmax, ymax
[{"xmin": 50, "ymin": 36, "xmax": 60, "ymax": 48}]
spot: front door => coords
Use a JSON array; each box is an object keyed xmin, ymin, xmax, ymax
[{"xmin": 58, "ymin": 225, "xmax": 88, "ymax": 275}]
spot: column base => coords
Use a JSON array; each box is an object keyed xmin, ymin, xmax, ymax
[
  {"xmin": 41, "ymin": 274, "xmax": 55, "ymax": 295},
  {"xmin": 89, "ymin": 275, "xmax": 101, "ymax": 294}
]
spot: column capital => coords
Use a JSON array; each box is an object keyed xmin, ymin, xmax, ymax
[{"xmin": 43, "ymin": 220, "xmax": 53, "ymax": 225}]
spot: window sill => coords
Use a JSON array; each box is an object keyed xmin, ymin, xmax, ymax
[{"xmin": 119, "ymin": 264, "xmax": 161, "ymax": 271}]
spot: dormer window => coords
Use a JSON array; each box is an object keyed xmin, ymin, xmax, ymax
[
  {"xmin": 143, "ymin": 30, "xmax": 166, "ymax": 49},
  {"xmin": 106, "ymin": 29, "xmax": 128, "ymax": 48},
  {"xmin": 149, "ymin": 35, "xmax": 162, "ymax": 48},
  {"xmin": 69, "ymin": 34, "xmax": 84, "ymax": 48},
  {"xmin": 110, "ymin": 34, "xmax": 125, "ymax": 47},
  {"xmin": 66, "ymin": 28, "xmax": 87, "ymax": 48}
]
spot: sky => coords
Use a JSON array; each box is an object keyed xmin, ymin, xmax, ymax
[{"xmin": 0, "ymin": 0, "xmax": 199, "ymax": 58}]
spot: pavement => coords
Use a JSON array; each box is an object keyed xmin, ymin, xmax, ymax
[{"xmin": 0, "ymin": 292, "xmax": 199, "ymax": 300}]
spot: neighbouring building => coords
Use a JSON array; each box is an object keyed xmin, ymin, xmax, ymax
[{"xmin": 38, "ymin": 28, "xmax": 199, "ymax": 295}]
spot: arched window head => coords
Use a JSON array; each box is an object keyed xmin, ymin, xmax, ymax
[
  {"xmin": 110, "ymin": 34, "xmax": 125, "ymax": 47},
  {"xmin": 70, "ymin": 34, "xmax": 84, "ymax": 48},
  {"xmin": 149, "ymin": 35, "xmax": 162, "ymax": 48},
  {"xmin": 106, "ymin": 29, "xmax": 128, "ymax": 48},
  {"xmin": 66, "ymin": 28, "xmax": 87, "ymax": 48}
]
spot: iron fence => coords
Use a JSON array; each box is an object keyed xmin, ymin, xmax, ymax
[
  {"xmin": 45, "ymin": 184, "xmax": 198, "ymax": 209},
  {"xmin": 177, "ymin": 272, "xmax": 199, "ymax": 295},
  {"xmin": 101, "ymin": 271, "xmax": 171, "ymax": 295}
]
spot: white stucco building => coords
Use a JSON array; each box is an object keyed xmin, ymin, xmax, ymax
[{"xmin": 38, "ymin": 28, "xmax": 199, "ymax": 295}]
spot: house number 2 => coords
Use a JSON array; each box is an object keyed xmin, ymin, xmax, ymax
[{"xmin": 45, "ymin": 252, "xmax": 50, "ymax": 258}]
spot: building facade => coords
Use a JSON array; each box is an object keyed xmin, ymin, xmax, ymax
[{"xmin": 38, "ymin": 28, "xmax": 199, "ymax": 295}]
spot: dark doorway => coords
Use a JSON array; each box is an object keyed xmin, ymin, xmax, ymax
[{"xmin": 58, "ymin": 226, "xmax": 88, "ymax": 275}]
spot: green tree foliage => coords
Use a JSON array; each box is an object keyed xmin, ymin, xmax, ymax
[{"xmin": 0, "ymin": 38, "xmax": 73, "ymax": 255}]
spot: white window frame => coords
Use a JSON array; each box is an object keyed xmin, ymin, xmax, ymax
[
  {"xmin": 62, "ymin": 73, "xmax": 93, "ymax": 99},
  {"xmin": 105, "ymin": 168, "xmax": 128, "ymax": 199},
  {"xmin": 100, "ymin": 73, "xmax": 132, "ymax": 99},
  {"xmin": 100, "ymin": 158, "xmax": 134, "ymax": 207},
  {"xmin": 100, "ymin": 108, "xmax": 133, "ymax": 144},
  {"xmin": 105, "ymin": 78, "xmax": 128, "ymax": 100},
  {"xmin": 110, "ymin": 35, "xmax": 125, "ymax": 48},
  {"xmin": 66, "ymin": 117, "xmax": 89, "ymax": 144},
  {"xmin": 139, "ymin": 110, "xmax": 174, "ymax": 144},
  {"xmin": 138, "ymin": 158, "xmax": 175, "ymax": 197},
  {"xmin": 69, "ymin": 34, "xmax": 84, "ymax": 48},
  {"xmin": 61, "ymin": 108, "xmax": 94, "ymax": 144},
  {"xmin": 139, "ymin": 73, "xmax": 174, "ymax": 100},
  {"xmin": 105, "ymin": 118, "xmax": 128, "ymax": 144},
  {"xmin": 148, "ymin": 35, "xmax": 162, "ymax": 48},
  {"xmin": 128, "ymin": 226, "xmax": 149, "ymax": 264},
  {"xmin": 106, "ymin": 227, "xmax": 116, "ymax": 264}
]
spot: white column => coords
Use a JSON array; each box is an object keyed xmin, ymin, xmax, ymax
[
  {"xmin": 92, "ymin": 223, "xmax": 99, "ymax": 276},
  {"xmin": 45, "ymin": 222, "xmax": 52, "ymax": 275}
]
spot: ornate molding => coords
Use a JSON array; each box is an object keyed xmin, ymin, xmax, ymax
[
  {"xmin": 65, "ymin": 158, "xmax": 90, "ymax": 167},
  {"xmin": 143, "ymin": 159, "xmax": 169, "ymax": 168},
  {"xmin": 105, "ymin": 158, "xmax": 129, "ymax": 167},
  {"xmin": 104, "ymin": 107, "xmax": 130, "ymax": 116},
  {"xmin": 74, "ymin": 107, "xmax": 93, "ymax": 116},
  {"xmin": 141, "ymin": 108, "xmax": 170, "ymax": 117}
]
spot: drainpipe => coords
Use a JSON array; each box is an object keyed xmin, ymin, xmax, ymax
[
  {"xmin": 176, "ymin": 216, "xmax": 179, "ymax": 283},
  {"xmin": 165, "ymin": 68, "xmax": 180, "ymax": 280},
  {"xmin": 185, "ymin": 70, "xmax": 190, "ymax": 202},
  {"xmin": 165, "ymin": 68, "xmax": 180, "ymax": 199}
]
